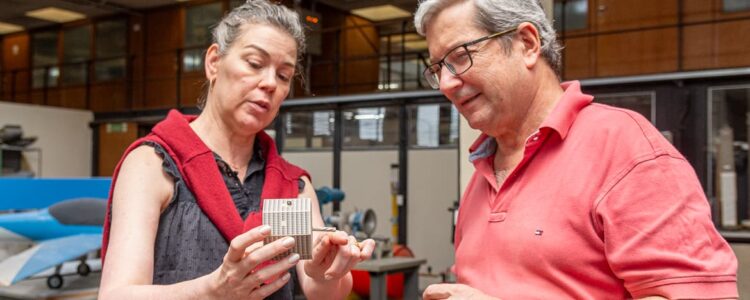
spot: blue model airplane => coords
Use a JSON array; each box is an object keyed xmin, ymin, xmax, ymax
[
  {"xmin": 0, "ymin": 198, "xmax": 105, "ymax": 289},
  {"xmin": 0, "ymin": 177, "xmax": 110, "ymax": 289}
]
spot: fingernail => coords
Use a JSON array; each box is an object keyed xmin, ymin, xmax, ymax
[
  {"xmin": 258, "ymin": 225, "xmax": 271, "ymax": 234},
  {"xmin": 282, "ymin": 237, "xmax": 295, "ymax": 247},
  {"xmin": 288, "ymin": 253, "xmax": 300, "ymax": 264},
  {"xmin": 282, "ymin": 273, "xmax": 291, "ymax": 281},
  {"xmin": 324, "ymin": 274, "xmax": 333, "ymax": 280}
]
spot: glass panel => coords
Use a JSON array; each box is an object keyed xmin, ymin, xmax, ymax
[
  {"xmin": 342, "ymin": 106, "xmax": 400, "ymax": 148},
  {"xmin": 62, "ymin": 26, "xmax": 91, "ymax": 86},
  {"xmin": 724, "ymin": 0, "xmax": 750, "ymax": 13},
  {"xmin": 185, "ymin": 2, "xmax": 222, "ymax": 47},
  {"xmin": 283, "ymin": 110, "xmax": 334, "ymax": 150},
  {"xmin": 61, "ymin": 63, "xmax": 87, "ymax": 86},
  {"xmin": 708, "ymin": 86, "xmax": 750, "ymax": 231},
  {"xmin": 553, "ymin": 0, "xmax": 588, "ymax": 32},
  {"xmin": 63, "ymin": 26, "xmax": 90, "ymax": 62},
  {"xmin": 33, "ymin": 31, "xmax": 58, "ymax": 67},
  {"xmin": 32, "ymin": 67, "xmax": 59, "ymax": 89},
  {"xmin": 183, "ymin": 49, "xmax": 204, "ymax": 72},
  {"xmin": 594, "ymin": 92, "xmax": 654, "ymax": 123},
  {"xmin": 408, "ymin": 102, "xmax": 459, "ymax": 148},
  {"xmin": 95, "ymin": 58, "xmax": 126, "ymax": 81},
  {"xmin": 96, "ymin": 19, "xmax": 127, "ymax": 58}
]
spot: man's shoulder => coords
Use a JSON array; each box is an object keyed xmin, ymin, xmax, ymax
[{"xmin": 572, "ymin": 103, "xmax": 677, "ymax": 158}]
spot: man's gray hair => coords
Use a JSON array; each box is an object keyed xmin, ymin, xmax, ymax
[
  {"xmin": 414, "ymin": 0, "xmax": 562, "ymax": 76},
  {"xmin": 213, "ymin": 0, "xmax": 305, "ymax": 57}
]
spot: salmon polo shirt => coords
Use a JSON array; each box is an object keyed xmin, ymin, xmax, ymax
[{"xmin": 455, "ymin": 81, "xmax": 738, "ymax": 299}]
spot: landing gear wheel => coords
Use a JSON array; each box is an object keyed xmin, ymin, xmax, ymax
[
  {"xmin": 77, "ymin": 263, "xmax": 91, "ymax": 276},
  {"xmin": 47, "ymin": 274, "xmax": 63, "ymax": 289}
]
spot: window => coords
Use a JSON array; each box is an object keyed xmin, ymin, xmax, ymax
[
  {"xmin": 594, "ymin": 92, "xmax": 655, "ymax": 123},
  {"xmin": 95, "ymin": 19, "xmax": 127, "ymax": 81},
  {"xmin": 408, "ymin": 102, "xmax": 459, "ymax": 148},
  {"xmin": 707, "ymin": 85, "xmax": 750, "ymax": 231},
  {"xmin": 342, "ymin": 106, "xmax": 400, "ymax": 148},
  {"xmin": 378, "ymin": 34, "xmax": 430, "ymax": 91},
  {"xmin": 723, "ymin": 0, "xmax": 750, "ymax": 13},
  {"xmin": 184, "ymin": 2, "xmax": 222, "ymax": 72},
  {"xmin": 553, "ymin": 0, "xmax": 588, "ymax": 32},
  {"xmin": 185, "ymin": 3, "xmax": 221, "ymax": 47},
  {"xmin": 283, "ymin": 110, "xmax": 335, "ymax": 150},
  {"xmin": 32, "ymin": 31, "xmax": 59, "ymax": 88},
  {"xmin": 62, "ymin": 26, "xmax": 91, "ymax": 86}
]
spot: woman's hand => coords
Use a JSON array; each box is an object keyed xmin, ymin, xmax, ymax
[
  {"xmin": 302, "ymin": 231, "xmax": 376, "ymax": 281},
  {"xmin": 205, "ymin": 225, "xmax": 300, "ymax": 299}
]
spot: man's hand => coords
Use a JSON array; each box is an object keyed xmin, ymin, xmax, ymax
[
  {"xmin": 303, "ymin": 231, "xmax": 375, "ymax": 281},
  {"xmin": 423, "ymin": 284, "xmax": 496, "ymax": 300}
]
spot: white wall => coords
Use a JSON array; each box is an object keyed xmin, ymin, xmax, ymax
[
  {"xmin": 408, "ymin": 149, "xmax": 458, "ymax": 275},
  {"xmin": 283, "ymin": 151, "xmax": 334, "ymax": 216},
  {"xmin": 341, "ymin": 150, "xmax": 398, "ymax": 241},
  {"xmin": 459, "ymin": 117, "xmax": 481, "ymax": 196},
  {"xmin": 0, "ymin": 102, "xmax": 93, "ymax": 177}
]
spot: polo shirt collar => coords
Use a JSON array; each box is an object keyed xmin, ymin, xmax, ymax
[
  {"xmin": 468, "ymin": 80, "xmax": 592, "ymax": 162},
  {"xmin": 539, "ymin": 80, "xmax": 593, "ymax": 140}
]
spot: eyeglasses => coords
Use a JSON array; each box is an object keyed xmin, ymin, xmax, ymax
[{"xmin": 423, "ymin": 28, "xmax": 517, "ymax": 89}]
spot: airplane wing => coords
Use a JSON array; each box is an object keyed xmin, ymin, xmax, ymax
[{"xmin": 0, "ymin": 233, "xmax": 101, "ymax": 286}]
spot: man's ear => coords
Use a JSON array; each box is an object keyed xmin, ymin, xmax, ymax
[
  {"xmin": 515, "ymin": 22, "xmax": 542, "ymax": 69},
  {"xmin": 205, "ymin": 44, "xmax": 221, "ymax": 83}
]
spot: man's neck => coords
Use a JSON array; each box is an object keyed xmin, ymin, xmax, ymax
[{"xmin": 493, "ymin": 73, "xmax": 564, "ymax": 167}]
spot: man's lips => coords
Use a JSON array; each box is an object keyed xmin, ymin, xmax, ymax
[{"xmin": 458, "ymin": 93, "xmax": 480, "ymax": 107}]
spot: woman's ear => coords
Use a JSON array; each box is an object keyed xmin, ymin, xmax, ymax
[
  {"xmin": 516, "ymin": 22, "xmax": 542, "ymax": 69},
  {"xmin": 205, "ymin": 44, "xmax": 221, "ymax": 83}
]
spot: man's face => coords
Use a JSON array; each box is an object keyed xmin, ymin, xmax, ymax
[{"xmin": 425, "ymin": 2, "xmax": 527, "ymax": 135}]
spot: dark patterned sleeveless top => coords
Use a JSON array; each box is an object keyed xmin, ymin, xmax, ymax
[{"xmin": 144, "ymin": 141, "xmax": 294, "ymax": 299}]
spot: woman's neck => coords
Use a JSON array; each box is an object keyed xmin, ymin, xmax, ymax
[{"xmin": 190, "ymin": 111, "xmax": 256, "ymax": 176}]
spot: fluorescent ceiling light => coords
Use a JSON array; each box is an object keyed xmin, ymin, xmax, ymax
[
  {"xmin": 351, "ymin": 5, "xmax": 411, "ymax": 22},
  {"xmin": 0, "ymin": 22, "xmax": 23, "ymax": 34},
  {"xmin": 26, "ymin": 7, "xmax": 86, "ymax": 23}
]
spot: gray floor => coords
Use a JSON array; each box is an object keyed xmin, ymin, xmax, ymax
[{"xmin": 732, "ymin": 243, "xmax": 750, "ymax": 298}]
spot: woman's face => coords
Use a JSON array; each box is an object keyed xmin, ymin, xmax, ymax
[{"xmin": 205, "ymin": 23, "xmax": 297, "ymax": 135}]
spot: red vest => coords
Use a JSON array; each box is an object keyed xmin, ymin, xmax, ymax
[{"xmin": 101, "ymin": 110, "xmax": 309, "ymax": 260}]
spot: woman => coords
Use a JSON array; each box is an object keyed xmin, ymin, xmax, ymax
[{"xmin": 98, "ymin": 1, "xmax": 375, "ymax": 299}]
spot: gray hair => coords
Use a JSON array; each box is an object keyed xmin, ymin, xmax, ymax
[
  {"xmin": 198, "ymin": 0, "xmax": 306, "ymax": 108},
  {"xmin": 414, "ymin": 0, "xmax": 562, "ymax": 76}
]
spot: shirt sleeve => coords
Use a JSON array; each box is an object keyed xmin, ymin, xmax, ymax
[{"xmin": 594, "ymin": 154, "xmax": 738, "ymax": 299}]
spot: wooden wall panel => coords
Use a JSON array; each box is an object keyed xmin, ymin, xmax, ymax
[
  {"xmin": 596, "ymin": 28, "xmax": 678, "ymax": 77},
  {"xmin": 562, "ymin": 36, "xmax": 594, "ymax": 80},
  {"xmin": 145, "ymin": 78, "xmax": 178, "ymax": 109},
  {"xmin": 339, "ymin": 15, "xmax": 378, "ymax": 94},
  {"xmin": 2, "ymin": 34, "xmax": 30, "ymax": 102},
  {"xmin": 130, "ymin": 15, "xmax": 145, "ymax": 109},
  {"xmin": 90, "ymin": 82, "xmax": 128, "ymax": 112},
  {"xmin": 146, "ymin": 8, "xmax": 182, "ymax": 54},
  {"xmin": 595, "ymin": 0, "xmax": 677, "ymax": 32},
  {"xmin": 683, "ymin": 19, "xmax": 750, "ymax": 70},
  {"xmin": 59, "ymin": 86, "xmax": 87, "ymax": 109},
  {"xmin": 180, "ymin": 73, "xmax": 204, "ymax": 107},
  {"xmin": 683, "ymin": 0, "xmax": 717, "ymax": 23},
  {"xmin": 2, "ymin": 33, "xmax": 29, "ymax": 70},
  {"xmin": 97, "ymin": 122, "xmax": 138, "ymax": 177}
]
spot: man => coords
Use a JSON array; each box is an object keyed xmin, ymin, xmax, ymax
[{"xmin": 414, "ymin": 0, "xmax": 738, "ymax": 299}]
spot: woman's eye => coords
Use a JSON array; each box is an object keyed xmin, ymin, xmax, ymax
[
  {"xmin": 248, "ymin": 61, "xmax": 262, "ymax": 69},
  {"xmin": 278, "ymin": 73, "xmax": 291, "ymax": 82}
]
